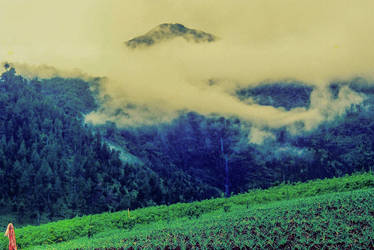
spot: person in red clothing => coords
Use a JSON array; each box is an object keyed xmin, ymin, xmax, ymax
[{"xmin": 4, "ymin": 223, "xmax": 17, "ymax": 250}]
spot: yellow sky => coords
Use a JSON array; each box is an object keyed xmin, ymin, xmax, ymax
[{"xmin": 0, "ymin": 0, "xmax": 373, "ymax": 128}]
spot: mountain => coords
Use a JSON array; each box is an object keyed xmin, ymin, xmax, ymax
[
  {"xmin": 0, "ymin": 67, "xmax": 220, "ymax": 226},
  {"xmin": 98, "ymin": 78, "xmax": 374, "ymax": 195},
  {"xmin": 125, "ymin": 23, "xmax": 217, "ymax": 49},
  {"xmin": 2, "ymin": 64, "xmax": 374, "ymax": 227}
]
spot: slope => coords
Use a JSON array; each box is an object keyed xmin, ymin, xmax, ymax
[
  {"xmin": 0, "ymin": 68, "xmax": 170, "ymax": 225},
  {"xmin": 2, "ymin": 172, "xmax": 372, "ymax": 249},
  {"xmin": 35, "ymin": 188, "xmax": 374, "ymax": 249}
]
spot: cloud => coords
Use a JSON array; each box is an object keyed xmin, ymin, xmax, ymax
[
  {"xmin": 1, "ymin": 0, "xmax": 373, "ymax": 129},
  {"xmin": 1, "ymin": 62, "xmax": 90, "ymax": 80},
  {"xmin": 248, "ymin": 127, "xmax": 275, "ymax": 145}
]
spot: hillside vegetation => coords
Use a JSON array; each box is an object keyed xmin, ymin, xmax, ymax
[
  {"xmin": 0, "ymin": 68, "xmax": 178, "ymax": 225},
  {"xmin": 3, "ymin": 66, "xmax": 374, "ymax": 228},
  {"xmin": 1, "ymin": 173, "xmax": 373, "ymax": 249},
  {"xmin": 34, "ymin": 188, "xmax": 374, "ymax": 249}
]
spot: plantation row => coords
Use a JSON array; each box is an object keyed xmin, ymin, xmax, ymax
[
  {"xmin": 120, "ymin": 188, "xmax": 374, "ymax": 249},
  {"xmin": 31, "ymin": 188, "xmax": 374, "ymax": 249},
  {"xmin": 2, "ymin": 172, "xmax": 374, "ymax": 249}
]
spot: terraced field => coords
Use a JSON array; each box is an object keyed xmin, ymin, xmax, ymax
[
  {"xmin": 29, "ymin": 188, "xmax": 374, "ymax": 249},
  {"xmin": 1, "ymin": 173, "xmax": 371, "ymax": 249}
]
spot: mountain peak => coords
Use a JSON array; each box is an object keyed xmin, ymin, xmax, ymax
[{"xmin": 125, "ymin": 23, "xmax": 217, "ymax": 49}]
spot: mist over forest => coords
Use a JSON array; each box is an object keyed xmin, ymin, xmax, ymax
[{"xmin": 1, "ymin": 0, "xmax": 374, "ymax": 225}]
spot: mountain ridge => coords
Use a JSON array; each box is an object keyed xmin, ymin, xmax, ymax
[{"xmin": 125, "ymin": 23, "xmax": 217, "ymax": 49}]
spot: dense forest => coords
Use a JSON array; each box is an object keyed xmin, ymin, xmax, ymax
[
  {"xmin": 99, "ymin": 78, "xmax": 374, "ymax": 193},
  {"xmin": 1, "ymin": 65, "xmax": 374, "ymax": 225},
  {"xmin": 0, "ymin": 67, "xmax": 216, "ymax": 224}
]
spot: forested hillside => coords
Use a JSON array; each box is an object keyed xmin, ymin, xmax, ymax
[
  {"xmin": 1, "ymin": 65, "xmax": 374, "ymax": 226},
  {"xmin": 99, "ymin": 77, "xmax": 374, "ymax": 194},
  {"xmin": 0, "ymin": 67, "xmax": 197, "ymax": 225}
]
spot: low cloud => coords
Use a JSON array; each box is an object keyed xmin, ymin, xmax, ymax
[
  {"xmin": 1, "ymin": 0, "xmax": 373, "ymax": 129},
  {"xmin": 248, "ymin": 127, "xmax": 275, "ymax": 145}
]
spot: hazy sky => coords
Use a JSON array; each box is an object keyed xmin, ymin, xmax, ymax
[{"xmin": 0, "ymin": 0, "xmax": 373, "ymax": 129}]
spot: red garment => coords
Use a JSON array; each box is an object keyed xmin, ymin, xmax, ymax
[{"xmin": 4, "ymin": 223, "xmax": 17, "ymax": 250}]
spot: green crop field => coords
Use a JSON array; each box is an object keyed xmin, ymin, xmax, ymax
[
  {"xmin": 2, "ymin": 173, "xmax": 374, "ymax": 249},
  {"xmin": 30, "ymin": 188, "xmax": 374, "ymax": 249}
]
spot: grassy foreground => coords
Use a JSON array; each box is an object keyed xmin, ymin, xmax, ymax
[
  {"xmin": 2, "ymin": 173, "xmax": 374, "ymax": 249},
  {"xmin": 30, "ymin": 188, "xmax": 374, "ymax": 249}
]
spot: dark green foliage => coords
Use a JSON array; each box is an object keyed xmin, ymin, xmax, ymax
[
  {"xmin": 102, "ymin": 113, "xmax": 263, "ymax": 196},
  {"xmin": 236, "ymin": 82, "xmax": 313, "ymax": 110},
  {"xmin": 0, "ymin": 68, "xmax": 168, "ymax": 224},
  {"xmin": 39, "ymin": 77, "xmax": 99, "ymax": 115}
]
